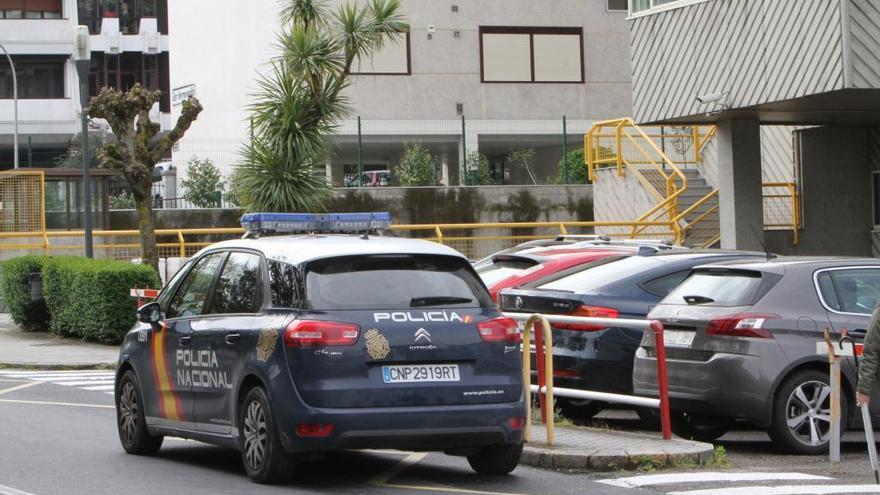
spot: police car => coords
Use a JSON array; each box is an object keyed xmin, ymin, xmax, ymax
[{"xmin": 114, "ymin": 213, "xmax": 525, "ymax": 484}]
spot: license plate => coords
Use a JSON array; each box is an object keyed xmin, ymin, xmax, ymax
[
  {"xmin": 663, "ymin": 330, "xmax": 696, "ymax": 348},
  {"xmin": 382, "ymin": 364, "xmax": 460, "ymax": 383},
  {"xmin": 516, "ymin": 320, "xmax": 526, "ymax": 332}
]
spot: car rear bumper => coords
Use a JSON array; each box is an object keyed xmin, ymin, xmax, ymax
[
  {"xmin": 277, "ymin": 401, "xmax": 526, "ymax": 453},
  {"xmin": 632, "ymin": 347, "xmax": 773, "ymax": 425}
]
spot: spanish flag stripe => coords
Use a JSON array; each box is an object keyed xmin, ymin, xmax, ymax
[{"xmin": 151, "ymin": 328, "xmax": 183, "ymax": 421}]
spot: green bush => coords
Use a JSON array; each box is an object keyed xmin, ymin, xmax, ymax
[
  {"xmin": 44, "ymin": 257, "xmax": 159, "ymax": 344},
  {"xmin": 1, "ymin": 255, "xmax": 50, "ymax": 331}
]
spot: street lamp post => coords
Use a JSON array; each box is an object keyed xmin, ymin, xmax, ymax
[
  {"xmin": 0, "ymin": 43, "xmax": 18, "ymax": 169},
  {"xmin": 72, "ymin": 26, "xmax": 93, "ymax": 258}
]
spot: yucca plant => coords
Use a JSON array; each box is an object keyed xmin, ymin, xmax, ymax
[{"xmin": 236, "ymin": 0, "xmax": 408, "ymax": 213}]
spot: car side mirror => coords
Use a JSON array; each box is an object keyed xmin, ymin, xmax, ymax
[{"xmin": 137, "ymin": 302, "xmax": 163, "ymax": 327}]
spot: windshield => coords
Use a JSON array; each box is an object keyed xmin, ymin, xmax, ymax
[
  {"xmin": 538, "ymin": 255, "xmax": 661, "ymax": 293},
  {"xmin": 305, "ymin": 254, "xmax": 493, "ymax": 310},
  {"xmin": 477, "ymin": 258, "xmax": 540, "ymax": 286},
  {"xmin": 664, "ymin": 270, "xmax": 763, "ymax": 307}
]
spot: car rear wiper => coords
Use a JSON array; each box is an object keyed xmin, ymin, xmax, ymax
[
  {"xmin": 683, "ymin": 295, "xmax": 715, "ymax": 305},
  {"xmin": 410, "ymin": 296, "xmax": 473, "ymax": 307}
]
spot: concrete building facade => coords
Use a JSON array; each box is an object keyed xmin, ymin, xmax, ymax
[
  {"xmin": 0, "ymin": 0, "xmax": 172, "ymax": 167},
  {"xmin": 624, "ymin": 0, "xmax": 880, "ymax": 255},
  {"xmin": 168, "ymin": 0, "xmax": 634, "ymax": 188}
]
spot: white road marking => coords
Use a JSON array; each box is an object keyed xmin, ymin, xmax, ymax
[
  {"xmin": 0, "ymin": 482, "xmax": 35, "ymax": 495},
  {"xmin": 369, "ymin": 452, "xmax": 428, "ymax": 486},
  {"xmin": 0, "ymin": 382, "xmax": 40, "ymax": 396},
  {"xmin": 80, "ymin": 385, "xmax": 115, "ymax": 391},
  {"xmin": 0, "ymin": 370, "xmax": 112, "ymax": 377},
  {"xmin": 0, "ymin": 371, "xmax": 115, "ymax": 396},
  {"xmin": 598, "ymin": 472, "xmax": 833, "ymax": 488},
  {"xmin": 668, "ymin": 485, "xmax": 880, "ymax": 495},
  {"xmin": 0, "ymin": 398, "xmax": 113, "ymax": 409},
  {"xmin": 49, "ymin": 380, "xmax": 115, "ymax": 386}
]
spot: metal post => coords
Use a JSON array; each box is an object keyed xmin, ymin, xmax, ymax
[
  {"xmin": 27, "ymin": 136, "xmax": 32, "ymax": 168},
  {"xmin": 0, "ymin": 43, "xmax": 18, "ymax": 169},
  {"xmin": 461, "ymin": 115, "xmax": 467, "ymax": 186},
  {"xmin": 76, "ymin": 59, "xmax": 93, "ymax": 258},
  {"xmin": 651, "ymin": 320, "xmax": 672, "ymax": 440},
  {"xmin": 562, "ymin": 115, "xmax": 568, "ymax": 184},
  {"xmin": 824, "ymin": 327, "xmax": 841, "ymax": 468},
  {"xmin": 357, "ymin": 116, "xmax": 363, "ymax": 187}
]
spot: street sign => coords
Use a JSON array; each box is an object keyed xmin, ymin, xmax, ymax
[{"xmin": 172, "ymin": 84, "xmax": 196, "ymax": 106}]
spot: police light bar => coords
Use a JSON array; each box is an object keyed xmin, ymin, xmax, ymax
[{"xmin": 241, "ymin": 212, "xmax": 392, "ymax": 237}]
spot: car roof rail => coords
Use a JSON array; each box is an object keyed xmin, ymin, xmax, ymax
[
  {"xmin": 554, "ymin": 234, "xmax": 612, "ymax": 242},
  {"xmin": 568, "ymin": 238, "xmax": 686, "ymax": 250}
]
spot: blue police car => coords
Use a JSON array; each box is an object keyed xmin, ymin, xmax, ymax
[{"xmin": 114, "ymin": 213, "xmax": 525, "ymax": 483}]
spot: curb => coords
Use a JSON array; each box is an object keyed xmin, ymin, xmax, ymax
[
  {"xmin": 521, "ymin": 437, "xmax": 715, "ymax": 472},
  {"xmin": 0, "ymin": 362, "xmax": 116, "ymax": 371}
]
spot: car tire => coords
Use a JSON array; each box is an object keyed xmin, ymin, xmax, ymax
[
  {"xmin": 768, "ymin": 369, "xmax": 842, "ymax": 455},
  {"xmin": 671, "ymin": 411, "xmax": 731, "ymax": 442},
  {"xmin": 116, "ymin": 370, "xmax": 163, "ymax": 455},
  {"xmin": 556, "ymin": 398, "xmax": 604, "ymax": 422},
  {"xmin": 239, "ymin": 387, "xmax": 296, "ymax": 484},
  {"xmin": 635, "ymin": 407, "xmax": 661, "ymax": 430},
  {"xmin": 466, "ymin": 442, "xmax": 523, "ymax": 475}
]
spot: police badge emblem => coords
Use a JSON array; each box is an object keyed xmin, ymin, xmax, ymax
[
  {"xmin": 256, "ymin": 328, "xmax": 279, "ymax": 362},
  {"xmin": 364, "ymin": 329, "xmax": 390, "ymax": 360}
]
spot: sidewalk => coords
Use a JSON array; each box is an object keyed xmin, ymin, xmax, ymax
[
  {"xmin": 522, "ymin": 423, "xmax": 715, "ymax": 471},
  {"xmin": 0, "ymin": 314, "xmax": 118, "ymax": 369}
]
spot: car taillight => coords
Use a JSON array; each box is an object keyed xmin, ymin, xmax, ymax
[
  {"xmin": 296, "ymin": 423, "xmax": 334, "ymax": 438},
  {"xmin": 478, "ymin": 317, "xmax": 522, "ymax": 343},
  {"xmin": 554, "ymin": 305, "xmax": 619, "ymax": 331},
  {"xmin": 284, "ymin": 320, "xmax": 360, "ymax": 347},
  {"xmin": 706, "ymin": 313, "xmax": 779, "ymax": 339}
]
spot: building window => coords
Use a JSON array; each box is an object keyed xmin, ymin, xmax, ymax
[
  {"xmin": 351, "ymin": 33, "xmax": 410, "ymax": 75},
  {"xmin": 607, "ymin": 0, "xmax": 628, "ymax": 11},
  {"xmin": 480, "ymin": 27, "xmax": 583, "ymax": 83},
  {"xmin": 78, "ymin": 0, "xmax": 158, "ymax": 34},
  {"xmin": 0, "ymin": 0, "xmax": 62, "ymax": 18},
  {"xmin": 88, "ymin": 52, "xmax": 169, "ymax": 112},
  {"xmin": 0, "ymin": 56, "xmax": 65, "ymax": 99}
]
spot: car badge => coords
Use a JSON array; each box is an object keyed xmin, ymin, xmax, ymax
[
  {"xmin": 414, "ymin": 328, "xmax": 432, "ymax": 343},
  {"xmin": 668, "ymin": 309, "xmax": 681, "ymax": 324},
  {"xmin": 364, "ymin": 329, "xmax": 391, "ymax": 360},
  {"xmin": 514, "ymin": 296, "xmax": 524, "ymax": 310},
  {"xmin": 256, "ymin": 328, "xmax": 279, "ymax": 362}
]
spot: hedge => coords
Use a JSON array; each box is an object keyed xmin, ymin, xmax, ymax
[
  {"xmin": 0, "ymin": 255, "xmax": 50, "ymax": 331},
  {"xmin": 43, "ymin": 256, "xmax": 159, "ymax": 344}
]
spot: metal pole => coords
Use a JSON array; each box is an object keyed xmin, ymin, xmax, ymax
[
  {"xmin": 461, "ymin": 115, "xmax": 466, "ymax": 186},
  {"xmin": 76, "ymin": 59, "xmax": 93, "ymax": 258},
  {"xmin": 562, "ymin": 115, "xmax": 568, "ymax": 184},
  {"xmin": 357, "ymin": 116, "xmax": 363, "ymax": 187},
  {"xmin": 27, "ymin": 136, "xmax": 32, "ymax": 167},
  {"xmin": 0, "ymin": 43, "xmax": 18, "ymax": 169},
  {"xmin": 651, "ymin": 320, "xmax": 672, "ymax": 440}
]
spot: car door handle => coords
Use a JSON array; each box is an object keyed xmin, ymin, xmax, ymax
[
  {"xmin": 849, "ymin": 328, "xmax": 867, "ymax": 338},
  {"xmin": 179, "ymin": 335, "xmax": 192, "ymax": 346},
  {"xmin": 225, "ymin": 333, "xmax": 241, "ymax": 345}
]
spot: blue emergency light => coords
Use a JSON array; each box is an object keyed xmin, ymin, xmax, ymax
[{"xmin": 240, "ymin": 212, "xmax": 392, "ymax": 237}]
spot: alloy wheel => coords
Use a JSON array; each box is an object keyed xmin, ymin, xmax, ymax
[
  {"xmin": 119, "ymin": 381, "xmax": 138, "ymax": 445},
  {"xmin": 243, "ymin": 400, "xmax": 268, "ymax": 471},
  {"xmin": 785, "ymin": 380, "xmax": 832, "ymax": 446}
]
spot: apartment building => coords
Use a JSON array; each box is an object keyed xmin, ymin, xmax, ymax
[
  {"xmin": 0, "ymin": 0, "xmax": 171, "ymax": 168},
  {"xmin": 168, "ymin": 0, "xmax": 633, "ymax": 186}
]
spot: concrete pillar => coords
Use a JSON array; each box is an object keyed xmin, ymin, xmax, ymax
[
  {"xmin": 325, "ymin": 157, "xmax": 333, "ymax": 186},
  {"xmin": 440, "ymin": 152, "xmax": 449, "ymax": 186},
  {"xmin": 716, "ymin": 119, "xmax": 765, "ymax": 251},
  {"xmin": 458, "ymin": 133, "xmax": 479, "ymax": 185}
]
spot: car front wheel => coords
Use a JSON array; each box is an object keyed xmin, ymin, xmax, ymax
[
  {"xmin": 768, "ymin": 370, "xmax": 841, "ymax": 455},
  {"xmin": 116, "ymin": 370, "xmax": 163, "ymax": 455},
  {"xmin": 466, "ymin": 443, "xmax": 523, "ymax": 475},
  {"xmin": 239, "ymin": 387, "xmax": 296, "ymax": 484}
]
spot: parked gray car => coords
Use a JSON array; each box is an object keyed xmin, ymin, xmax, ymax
[{"xmin": 633, "ymin": 257, "xmax": 880, "ymax": 454}]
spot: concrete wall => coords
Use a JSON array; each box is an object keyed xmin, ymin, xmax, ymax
[
  {"xmin": 590, "ymin": 167, "xmax": 665, "ymax": 239},
  {"xmin": 765, "ymin": 126, "xmax": 873, "ymax": 256}
]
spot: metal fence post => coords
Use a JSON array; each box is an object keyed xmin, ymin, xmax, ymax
[
  {"xmin": 562, "ymin": 115, "xmax": 569, "ymax": 184},
  {"xmin": 461, "ymin": 115, "xmax": 467, "ymax": 186},
  {"xmin": 651, "ymin": 320, "xmax": 672, "ymax": 440},
  {"xmin": 357, "ymin": 116, "xmax": 363, "ymax": 187}
]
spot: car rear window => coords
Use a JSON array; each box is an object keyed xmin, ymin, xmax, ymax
[
  {"xmin": 477, "ymin": 257, "xmax": 540, "ymax": 286},
  {"xmin": 538, "ymin": 255, "xmax": 661, "ymax": 293},
  {"xmin": 664, "ymin": 270, "xmax": 763, "ymax": 307},
  {"xmin": 305, "ymin": 254, "xmax": 494, "ymax": 310}
]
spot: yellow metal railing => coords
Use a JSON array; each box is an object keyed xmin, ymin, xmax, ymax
[{"xmin": 763, "ymin": 182, "xmax": 800, "ymax": 245}]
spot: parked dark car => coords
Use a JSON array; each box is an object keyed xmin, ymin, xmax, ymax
[
  {"xmin": 499, "ymin": 250, "xmax": 764, "ymax": 422},
  {"xmin": 634, "ymin": 257, "xmax": 880, "ymax": 453}
]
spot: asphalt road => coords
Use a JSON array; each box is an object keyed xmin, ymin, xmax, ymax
[{"xmin": 2, "ymin": 373, "xmax": 880, "ymax": 495}]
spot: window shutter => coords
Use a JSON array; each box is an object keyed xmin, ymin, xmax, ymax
[
  {"xmin": 481, "ymin": 33, "xmax": 531, "ymax": 82},
  {"xmin": 532, "ymin": 34, "xmax": 582, "ymax": 82}
]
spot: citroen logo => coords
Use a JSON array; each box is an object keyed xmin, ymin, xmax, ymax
[
  {"xmin": 414, "ymin": 328, "xmax": 431, "ymax": 343},
  {"xmin": 514, "ymin": 296, "xmax": 524, "ymax": 310}
]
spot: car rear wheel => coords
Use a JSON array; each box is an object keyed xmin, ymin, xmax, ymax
[
  {"xmin": 466, "ymin": 443, "xmax": 523, "ymax": 475},
  {"xmin": 116, "ymin": 370, "xmax": 163, "ymax": 455},
  {"xmin": 556, "ymin": 398, "xmax": 604, "ymax": 422},
  {"xmin": 769, "ymin": 370, "xmax": 841, "ymax": 455},
  {"xmin": 240, "ymin": 387, "xmax": 296, "ymax": 484},
  {"xmin": 671, "ymin": 411, "xmax": 731, "ymax": 442}
]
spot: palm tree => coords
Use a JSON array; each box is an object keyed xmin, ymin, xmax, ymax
[{"xmin": 233, "ymin": 0, "xmax": 408, "ymax": 212}]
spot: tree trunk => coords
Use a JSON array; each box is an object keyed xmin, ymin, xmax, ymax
[{"xmin": 134, "ymin": 192, "xmax": 159, "ymax": 278}]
